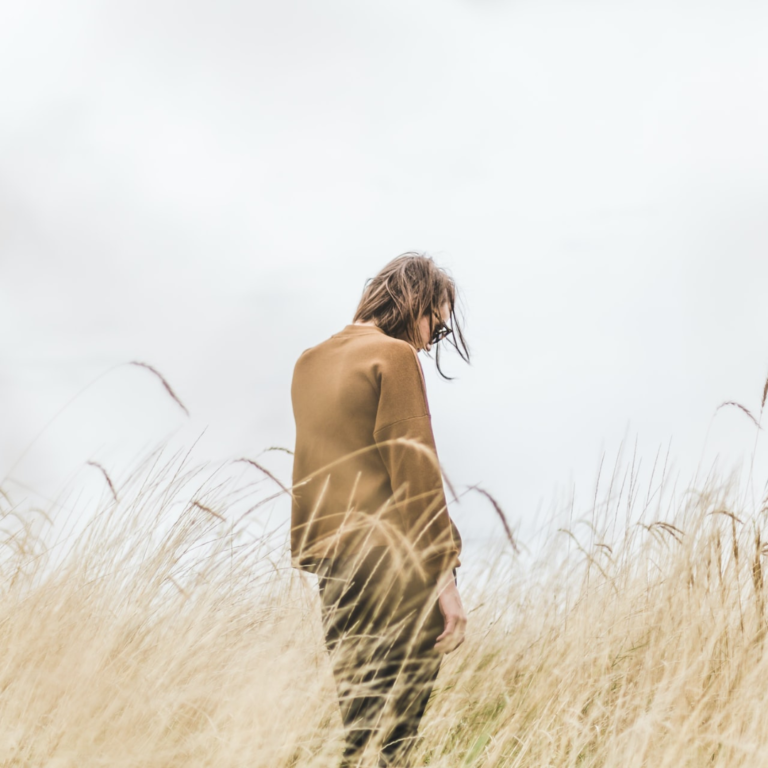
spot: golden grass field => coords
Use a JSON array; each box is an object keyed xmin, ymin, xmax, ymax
[{"xmin": 3, "ymin": 398, "xmax": 768, "ymax": 767}]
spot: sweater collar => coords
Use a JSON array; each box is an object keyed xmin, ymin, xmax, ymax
[{"xmin": 334, "ymin": 323, "xmax": 386, "ymax": 337}]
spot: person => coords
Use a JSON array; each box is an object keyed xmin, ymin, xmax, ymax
[{"xmin": 290, "ymin": 252, "xmax": 470, "ymax": 767}]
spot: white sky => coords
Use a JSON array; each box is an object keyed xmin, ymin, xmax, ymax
[{"xmin": 2, "ymin": 0, "xmax": 768, "ymax": 561}]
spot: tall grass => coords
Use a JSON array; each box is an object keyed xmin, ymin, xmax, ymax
[{"xmin": 3, "ymin": 426, "xmax": 768, "ymax": 765}]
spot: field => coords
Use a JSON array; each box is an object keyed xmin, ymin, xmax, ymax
[{"xmin": 2, "ymin": 416, "xmax": 768, "ymax": 767}]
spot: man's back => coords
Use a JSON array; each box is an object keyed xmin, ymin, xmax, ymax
[{"xmin": 290, "ymin": 323, "xmax": 461, "ymax": 576}]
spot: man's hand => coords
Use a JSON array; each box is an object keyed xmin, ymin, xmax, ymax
[{"xmin": 433, "ymin": 571, "xmax": 466, "ymax": 654}]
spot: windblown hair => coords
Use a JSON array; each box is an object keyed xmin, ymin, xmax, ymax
[{"xmin": 352, "ymin": 252, "xmax": 470, "ymax": 379}]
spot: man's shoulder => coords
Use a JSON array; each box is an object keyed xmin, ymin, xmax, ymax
[{"xmin": 296, "ymin": 327, "xmax": 416, "ymax": 366}]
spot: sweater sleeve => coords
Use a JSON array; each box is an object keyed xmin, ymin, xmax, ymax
[{"xmin": 373, "ymin": 342, "xmax": 462, "ymax": 579}]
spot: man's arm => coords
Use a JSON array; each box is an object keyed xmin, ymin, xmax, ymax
[{"xmin": 373, "ymin": 342, "xmax": 462, "ymax": 581}]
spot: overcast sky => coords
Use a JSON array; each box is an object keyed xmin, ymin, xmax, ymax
[{"xmin": 2, "ymin": 0, "xmax": 767, "ymax": 562}]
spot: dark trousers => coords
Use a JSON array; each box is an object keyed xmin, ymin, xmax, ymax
[{"xmin": 316, "ymin": 545, "xmax": 447, "ymax": 768}]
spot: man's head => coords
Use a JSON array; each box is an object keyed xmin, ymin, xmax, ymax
[{"xmin": 353, "ymin": 252, "xmax": 470, "ymax": 379}]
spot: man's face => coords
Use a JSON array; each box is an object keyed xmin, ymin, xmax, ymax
[{"xmin": 418, "ymin": 301, "xmax": 450, "ymax": 352}]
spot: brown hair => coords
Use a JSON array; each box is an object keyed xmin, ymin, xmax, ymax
[{"xmin": 352, "ymin": 252, "xmax": 470, "ymax": 380}]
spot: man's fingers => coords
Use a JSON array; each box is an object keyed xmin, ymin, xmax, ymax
[
  {"xmin": 434, "ymin": 615, "xmax": 465, "ymax": 652},
  {"xmin": 435, "ymin": 615, "xmax": 457, "ymax": 644},
  {"xmin": 434, "ymin": 580, "xmax": 467, "ymax": 653},
  {"xmin": 434, "ymin": 632, "xmax": 464, "ymax": 654}
]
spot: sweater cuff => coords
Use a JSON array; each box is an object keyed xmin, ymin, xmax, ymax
[{"xmin": 422, "ymin": 549, "xmax": 461, "ymax": 581}]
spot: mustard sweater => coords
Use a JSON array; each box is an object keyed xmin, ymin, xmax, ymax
[{"xmin": 290, "ymin": 323, "xmax": 462, "ymax": 579}]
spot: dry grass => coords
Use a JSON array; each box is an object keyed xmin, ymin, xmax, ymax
[{"xmin": 3, "ymin": 440, "xmax": 768, "ymax": 766}]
